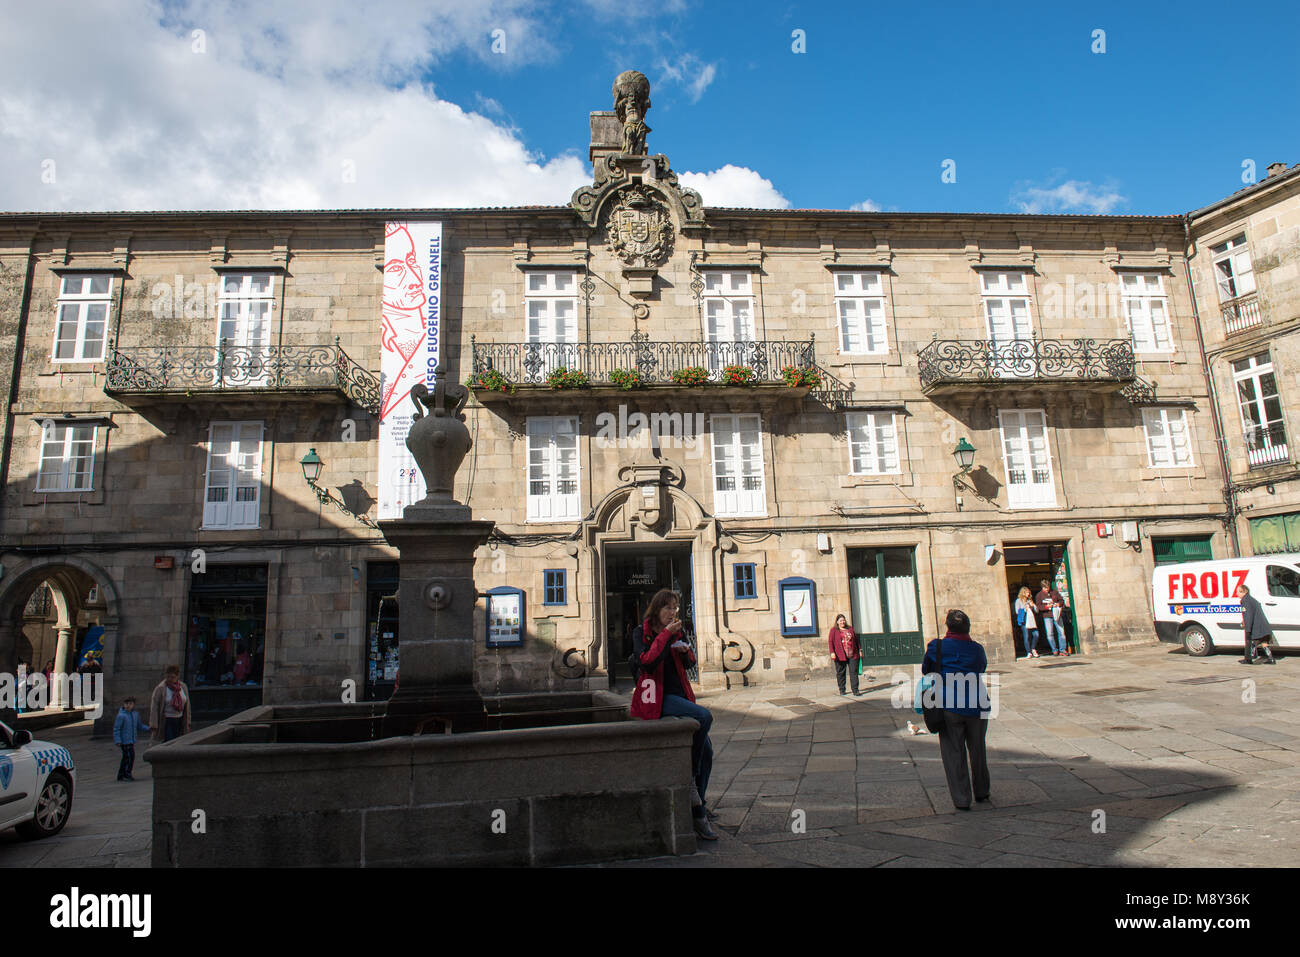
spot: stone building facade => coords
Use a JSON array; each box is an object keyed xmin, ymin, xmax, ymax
[{"xmin": 0, "ymin": 74, "xmax": 1294, "ymax": 724}]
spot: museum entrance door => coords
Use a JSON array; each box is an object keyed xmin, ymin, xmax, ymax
[{"xmin": 604, "ymin": 544, "xmax": 693, "ymax": 688}]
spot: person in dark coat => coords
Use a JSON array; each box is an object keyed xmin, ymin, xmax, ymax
[
  {"xmin": 1237, "ymin": 584, "xmax": 1277, "ymax": 665},
  {"xmin": 921, "ymin": 609, "xmax": 993, "ymax": 811},
  {"xmin": 828, "ymin": 614, "xmax": 861, "ymax": 695}
]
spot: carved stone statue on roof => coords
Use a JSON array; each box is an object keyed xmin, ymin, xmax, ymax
[{"xmin": 613, "ymin": 70, "xmax": 651, "ymax": 156}]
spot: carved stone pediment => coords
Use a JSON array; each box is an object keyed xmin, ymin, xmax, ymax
[{"xmin": 571, "ymin": 71, "xmax": 704, "ymax": 234}]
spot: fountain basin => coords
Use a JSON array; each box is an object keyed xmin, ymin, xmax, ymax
[{"xmin": 146, "ymin": 691, "xmax": 699, "ymax": 867}]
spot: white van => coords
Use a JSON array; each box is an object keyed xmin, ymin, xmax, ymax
[{"xmin": 1152, "ymin": 554, "xmax": 1300, "ymax": 656}]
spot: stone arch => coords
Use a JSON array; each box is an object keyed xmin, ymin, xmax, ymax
[
  {"xmin": 0, "ymin": 556, "xmax": 121, "ymax": 678},
  {"xmin": 588, "ymin": 482, "xmax": 710, "ymax": 540}
]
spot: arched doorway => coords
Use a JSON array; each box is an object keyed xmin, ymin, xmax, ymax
[{"xmin": 0, "ymin": 557, "xmax": 120, "ymax": 714}]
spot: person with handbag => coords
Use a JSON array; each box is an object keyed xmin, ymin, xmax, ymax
[
  {"xmin": 828, "ymin": 613, "xmax": 862, "ymax": 695},
  {"xmin": 1237, "ymin": 583, "xmax": 1277, "ymax": 665},
  {"xmin": 629, "ymin": 588, "xmax": 717, "ymax": 840},
  {"xmin": 1013, "ymin": 586, "xmax": 1040, "ymax": 659},
  {"xmin": 150, "ymin": 664, "xmax": 192, "ymax": 742},
  {"xmin": 1036, "ymin": 579, "xmax": 1070, "ymax": 656},
  {"xmin": 921, "ymin": 609, "xmax": 992, "ymax": 811}
]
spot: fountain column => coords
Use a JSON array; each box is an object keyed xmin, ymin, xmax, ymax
[{"xmin": 379, "ymin": 367, "xmax": 493, "ymax": 736}]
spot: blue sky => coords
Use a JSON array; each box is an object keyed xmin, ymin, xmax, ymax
[{"xmin": 1, "ymin": 0, "xmax": 1296, "ymax": 213}]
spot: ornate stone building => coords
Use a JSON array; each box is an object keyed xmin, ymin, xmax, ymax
[{"xmin": 0, "ymin": 72, "xmax": 1295, "ymax": 723}]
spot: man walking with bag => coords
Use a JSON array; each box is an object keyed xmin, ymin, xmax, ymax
[
  {"xmin": 1237, "ymin": 584, "xmax": 1278, "ymax": 665},
  {"xmin": 921, "ymin": 609, "xmax": 992, "ymax": 811}
]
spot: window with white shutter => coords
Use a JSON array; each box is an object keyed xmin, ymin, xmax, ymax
[
  {"xmin": 833, "ymin": 272, "xmax": 888, "ymax": 355},
  {"xmin": 1121, "ymin": 273, "xmax": 1173, "ymax": 354},
  {"xmin": 998, "ymin": 409, "xmax": 1056, "ymax": 508},
  {"xmin": 204, "ymin": 421, "xmax": 263, "ymax": 529},
  {"xmin": 526, "ymin": 415, "xmax": 581, "ymax": 522},
  {"xmin": 525, "ymin": 271, "xmax": 579, "ymax": 376},
  {"xmin": 1233, "ymin": 351, "xmax": 1288, "ymax": 468},
  {"xmin": 702, "ymin": 271, "xmax": 755, "ymax": 375},
  {"xmin": 37, "ymin": 423, "xmax": 96, "ymax": 491},
  {"xmin": 846, "ymin": 412, "xmax": 900, "ymax": 475},
  {"xmin": 1142, "ymin": 408, "xmax": 1194, "ymax": 468},
  {"xmin": 981, "ymin": 272, "xmax": 1034, "ymax": 377},
  {"xmin": 217, "ymin": 273, "xmax": 275, "ymax": 386},
  {"xmin": 53, "ymin": 274, "xmax": 113, "ymax": 362},
  {"xmin": 1212, "ymin": 235, "xmax": 1256, "ymax": 303},
  {"xmin": 711, "ymin": 413, "xmax": 765, "ymax": 517}
]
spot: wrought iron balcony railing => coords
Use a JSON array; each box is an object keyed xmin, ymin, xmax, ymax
[
  {"xmin": 917, "ymin": 337, "xmax": 1138, "ymax": 391},
  {"xmin": 1244, "ymin": 423, "xmax": 1289, "ymax": 469},
  {"xmin": 469, "ymin": 335, "xmax": 853, "ymax": 407},
  {"xmin": 472, "ymin": 336, "xmax": 814, "ymax": 384},
  {"xmin": 105, "ymin": 338, "xmax": 381, "ymax": 415},
  {"xmin": 1222, "ymin": 293, "xmax": 1263, "ymax": 337}
]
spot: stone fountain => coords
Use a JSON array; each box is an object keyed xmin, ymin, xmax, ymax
[{"xmin": 145, "ymin": 368, "xmax": 697, "ymax": 866}]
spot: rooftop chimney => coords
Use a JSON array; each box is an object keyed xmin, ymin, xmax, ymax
[
  {"xmin": 1267, "ymin": 162, "xmax": 1288, "ymax": 178},
  {"xmin": 589, "ymin": 111, "xmax": 621, "ymax": 166}
]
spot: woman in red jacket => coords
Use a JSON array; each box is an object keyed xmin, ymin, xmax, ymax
[
  {"xmin": 630, "ymin": 588, "xmax": 717, "ymax": 841},
  {"xmin": 829, "ymin": 613, "xmax": 861, "ymax": 695}
]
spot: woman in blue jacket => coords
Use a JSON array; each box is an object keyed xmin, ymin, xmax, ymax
[{"xmin": 921, "ymin": 609, "xmax": 992, "ymax": 811}]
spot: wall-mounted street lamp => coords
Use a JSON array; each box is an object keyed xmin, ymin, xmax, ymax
[
  {"xmin": 953, "ymin": 437, "xmax": 976, "ymax": 474},
  {"xmin": 300, "ymin": 448, "xmax": 378, "ymax": 529},
  {"xmin": 951, "ymin": 437, "xmax": 988, "ymax": 508}
]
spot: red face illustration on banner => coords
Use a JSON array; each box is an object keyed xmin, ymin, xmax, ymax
[{"xmin": 380, "ymin": 223, "xmax": 427, "ymax": 419}]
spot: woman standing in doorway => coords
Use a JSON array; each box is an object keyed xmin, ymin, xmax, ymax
[
  {"xmin": 1014, "ymin": 587, "xmax": 1040, "ymax": 659},
  {"xmin": 630, "ymin": 588, "xmax": 717, "ymax": 841}
]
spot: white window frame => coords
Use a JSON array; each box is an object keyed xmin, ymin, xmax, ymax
[
  {"xmin": 710, "ymin": 413, "xmax": 766, "ymax": 518},
  {"xmin": 53, "ymin": 273, "xmax": 113, "ymax": 363},
  {"xmin": 523, "ymin": 270, "xmax": 580, "ymax": 375},
  {"xmin": 526, "ymin": 415, "xmax": 581, "ymax": 523},
  {"xmin": 846, "ymin": 411, "xmax": 900, "ymax": 475},
  {"xmin": 833, "ymin": 271, "xmax": 889, "ymax": 355},
  {"xmin": 1142, "ymin": 408, "xmax": 1194, "ymax": 468},
  {"xmin": 1211, "ymin": 235, "xmax": 1256, "ymax": 304},
  {"xmin": 998, "ymin": 409, "xmax": 1056, "ymax": 509},
  {"xmin": 1233, "ymin": 351, "xmax": 1288, "ymax": 468},
  {"xmin": 203, "ymin": 421, "xmax": 264, "ymax": 530},
  {"xmin": 980, "ymin": 271, "xmax": 1034, "ymax": 377},
  {"xmin": 1121, "ymin": 272, "xmax": 1174, "ymax": 354},
  {"xmin": 36, "ymin": 422, "xmax": 97, "ymax": 491},
  {"xmin": 217, "ymin": 272, "xmax": 275, "ymax": 385},
  {"xmin": 702, "ymin": 271, "xmax": 756, "ymax": 375}
]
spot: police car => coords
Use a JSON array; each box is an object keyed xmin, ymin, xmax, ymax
[
  {"xmin": 1152, "ymin": 555, "xmax": 1300, "ymax": 656},
  {"xmin": 0, "ymin": 718, "xmax": 76, "ymax": 839}
]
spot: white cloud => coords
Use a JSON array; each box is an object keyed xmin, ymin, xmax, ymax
[
  {"xmin": 679, "ymin": 165, "xmax": 790, "ymax": 208},
  {"xmin": 1011, "ymin": 179, "xmax": 1127, "ymax": 215},
  {"xmin": 849, "ymin": 199, "xmax": 881, "ymax": 212},
  {"xmin": 0, "ymin": 0, "xmax": 589, "ymax": 211},
  {"xmin": 655, "ymin": 53, "xmax": 718, "ymax": 104}
]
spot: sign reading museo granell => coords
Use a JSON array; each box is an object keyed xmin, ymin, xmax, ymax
[{"xmin": 379, "ymin": 222, "xmax": 442, "ymax": 520}]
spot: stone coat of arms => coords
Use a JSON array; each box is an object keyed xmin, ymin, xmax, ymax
[{"xmin": 606, "ymin": 186, "xmax": 673, "ymax": 267}]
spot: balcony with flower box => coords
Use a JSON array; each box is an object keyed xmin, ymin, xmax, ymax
[
  {"xmin": 467, "ymin": 335, "xmax": 853, "ymax": 410},
  {"xmin": 104, "ymin": 338, "xmax": 381, "ymax": 414}
]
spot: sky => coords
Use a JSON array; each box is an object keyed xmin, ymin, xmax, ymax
[{"xmin": 1, "ymin": 0, "xmax": 1297, "ymax": 215}]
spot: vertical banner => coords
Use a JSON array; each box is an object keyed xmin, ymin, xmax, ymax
[{"xmin": 379, "ymin": 222, "xmax": 442, "ymax": 519}]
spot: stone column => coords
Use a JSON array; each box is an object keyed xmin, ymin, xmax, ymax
[
  {"xmin": 53, "ymin": 625, "xmax": 73, "ymax": 709},
  {"xmin": 379, "ymin": 509, "xmax": 493, "ymax": 736}
]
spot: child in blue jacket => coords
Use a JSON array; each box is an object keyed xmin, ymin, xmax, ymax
[{"xmin": 112, "ymin": 697, "xmax": 150, "ymax": 781}]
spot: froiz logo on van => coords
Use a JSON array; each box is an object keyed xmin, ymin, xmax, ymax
[{"xmin": 1166, "ymin": 569, "xmax": 1248, "ymax": 601}]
